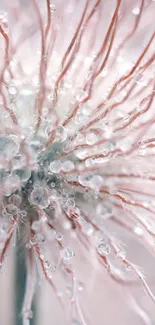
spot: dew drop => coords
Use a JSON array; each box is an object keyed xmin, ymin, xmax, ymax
[
  {"xmin": 77, "ymin": 281, "xmax": 84, "ymax": 292},
  {"xmin": 66, "ymin": 285, "xmax": 72, "ymax": 297},
  {"xmin": 30, "ymin": 187, "xmax": 49, "ymax": 208},
  {"xmin": 132, "ymin": 7, "xmax": 140, "ymax": 15},
  {"xmin": 65, "ymin": 80, "xmax": 72, "ymax": 89},
  {"xmin": 47, "ymin": 270, "xmax": 53, "ymax": 279},
  {"xmin": 44, "ymin": 260, "xmax": 51, "ymax": 269},
  {"xmin": 52, "ymin": 265, "xmax": 57, "ymax": 272},
  {"xmin": 37, "ymin": 233, "xmax": 45, "ymax": 243},
  {"xmin": 62, "ymin": 160, "xmax": 75, "ymax": 172},
  {"xmin": 66, "ymin": 198, "xmax": 75, "ymax": 208},
  {"xmin": 8, "ymin": 86, "xmax": 17, "ymax": 95},
  {"xmin": 42, "ymin": 107, "xmax": 49, "ymax": 116},
  {"xmin": 60, "ymin": 247, "xmax": 75, "ymax": 260},
  {"xmin": 50, "ymin": 4, "xmax": 56, "ymax": 12},
  {"xmin": 78, "ymin": 172, "xmax": 94, "ymax": 186},
  {"xmin": 0, "ymin": 11, "xmax": 7, "ymax": 20},
  {"xmin": 16, "ymin": 168, "xmax": 31, "ymax": 182},
  {"xmin": 75, "ymin": 112, "xmax": 89, "ymax": 125},
  {"xmin": 117, "ymin": 250, "xmax": 126, "ymax": 261},
  {"xmin": 31, "ymin": 220, "xmax": 41, "ymax": 232},
  {"xmin": 76, "ymin": 89, "xmax": 87, "ymax": 102},
  {"xmin": 85, "ymin": 132, "xmax": 98, "ymax": 145},
  {"xmin": 0, "ymin": 223, "xmax": 8, "ymax": 234},
  {"xmin": 63, "ymin": 140, "xmax": 74, "ymax": 153},
  {"xmin": 96, "ymin": 203, "xmax": 113, "ymax": 220},
  {"xmin": 134, "ymin": 226, "xmax": 144, "ymax": 236},
  {"xmin": 55, "ymin": 125, "xmax": 67, "ymax": 142},
  {"xmin": 57, "ymin": 290, "xmax": 63, "ymax": 297},
  {"xmin": 126, "ymin": 265, "xmax": 132, "ymax": 272},
  {"xmin": 26, "ymin": 243, "xmax": 32, "ymax": 250},
  {"xmin": 4, "ymin": 174, "xmax": 20, "ymax": 197},
  {"xmin": 97, "ymin": 242, "xmax": 111, "ymax": 256},
  {"xmin": 90, "ymin": 175, "xmax": 104, "ymax": 189},
  {"xmin": 24, "ymin": 309, "xmax": 33, "ymax": 321},
  {"xmin": 50, "ymin": 182, "xmax": 55, "ymax": 188},
  {"xmin": 0, "ymin": 135, "xmax": 19, "ymax": 159},
  {"xmin": 20, "ymin": 210, "xmax": 27, "ymax": 218},
  {"xmin": 50, "ymin": 189, "xmax": 58, "ymax": 200},
  {"xmin": 5, "ymin": 204, "xmax": 18, "ymax": 216},
  {"xmin": 83, "ymin": 221, "xmax": 94, "ymax": 236},
  {"xmin": 30, "ymin": 236, "xmax": 37, "ymax": 245},
  {"xmin": 40, "ymin": 252, "xmax": 45, "ymax": 260},
  {"xmin": 8, "ymin": 194, "xmax": 21, "ymax": 206},
  {"xmin": 56, "ymin": 232, "xmax": 63, "ymax": 241},
  {"xmin": 50, "ymin": 160, "xmax": 62, "ymax": 173},
  {"xmin": 81, "ymin": 103, "xmax": 92, "ymax": 116}
]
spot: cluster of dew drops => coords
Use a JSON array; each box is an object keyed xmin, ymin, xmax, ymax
[{"xmin": 0, "ymin": 71, "xmax": 116, "ymax": 323}]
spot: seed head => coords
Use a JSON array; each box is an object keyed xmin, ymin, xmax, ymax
[{"xmin": 0, "ymin": 1, "xmax": 155, "ymax": 324}]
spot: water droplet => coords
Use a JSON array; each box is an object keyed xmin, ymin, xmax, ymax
[
  {"xmin": 62, "ymin": 160, "xmax": 75, "ymax": 172},
  {"xmin": 132, "ymin": 7, "xmax": 140, "ymax": 15},
  {"xmin": 55, "ymin": 125, "xmax": 67, "ymax": 142},
  {"xmin": 42, "ymin": 107, "xmax": 49, "ymax": 116},
  {"xmin": 117, "ymin": 250, "xmax": 126, "ymax": 261},
  {"xmin": 50, "ymin": 182, "xmax": 55, "ymax": 188},
  {"xmin": 66, "ymin": 285, "xmax": 72, "ymax": 297},
  {"xmin": 86, "ymin": 132, "xmax": 98, "ymax": 145},
  {"xmin": 76, "ymin": 89, "xmax": 87, "ymax": 102},
  {"xmin": 97, "ymin": 242, "xmax": 111, "ymax": 255},
  {"xmin": 8, "ymin": 86, "xmax": 17, "ymax": 95},
  {"xmin": 50, "ymin": 3, "xmax": 56, "ymax": 12},
  {"xmin": 8, "ymin": 194, "xmax": 21, "ymax": 206},
  {"xmin": 24, "ymin": 309, "xmax": 33, "ymax": 320},
  {"xmin": 5, "ymin": 204, "xmax": 18, "ymax": 216},
  {"xmin": 0, "ymin": 135, "xmax": 19, "ymax": 159},
  {"xmin": 63, "ymin": 140, "xmax": 74, "ymax": 153},
  {"xmin": 51, "ymin": 265, "xmax": 57, "ymax": 272},
  {"xmin": 77, "ymin": 281, "xmax": 84, "ymax": 291},
  {"xmin": 96, "ymin": 203, "xmax": 113, "ymax": 220},
  {"xmin": 81, "ymin": 104, "xmax": 92, "ymax": 116},
  {"xmin": 50, "ymin": 189, "xmax": 58, "ymax": 200},
  {"xmin": 37, "ymin": 233, "xmax": 45, "ymax": 243},
  {"xmin": 66, "ymin": 198, "xmax": 75, "ymax": 208},
  {"xmin": 26, "ymin": 243, "xmax": 32, "ymax": 250},
  {"xmin": 60, "ymin": 247, "xmax": 75, "ymax": 260},
  {"xmin": 20, "ymin": 210, "xmax": 27, "ymax": 217},
  {"xmin": 134, "ymin": 226, "xmax": 143, "ymax": 236},
  {"xmin": 40, "ymin": 252, "xmax": 44, "ymax": 260},
  {"xmin": 56, "ymin": 232, "xmax": 63, "ymax": 241},
  {"xmin": 90, "ymin": 175, "xmax": 104, "ymax": 190},
  {"xmin": 78, "ymin": 172, "xmax": 94, "ymax": 186},
  {"xmin": 0, "ymin": 223, "xmax": 8, "ymax": 235},
  {"xmin": 0, "ymin": 11, "xmax": 7, "ymax": 20},
  {"xmin": 30, "ymin": 237, "xmax": 37, "ymax": 245},
  {"xmin": 50, "ymin": 160, "xmax": 62, "ymax": 173},
  {"xmin": 44, "ymin": 260, "xmax": 51, "ymax": 269},
  {"xmin": 30, "ymin": 187, "xmax": 49, "ymax": 208},
  {"xmin": 65, "ymin": 80, "xmax": 72, "ymax": 89},
  {"xmin": 126, "ymin": 265, "xmax": 132, "ymax": 272},
  {"xmin": 16, "ymin": 169, "xmax": 31, "ymax": 182},
  {"xmin": 31, "ymin": 220, "xmax": 41, "ymax": 232},
  {"xmin": 83, "ymin": 221, "xmax": 94, "ymax": 236},
  {"xmin": 4, "ymin": 174, "xmax": 20, "ymax": 196},
  {"xmin": 75, "ymin": 112, "xmax": 89, "ymax": 125}
]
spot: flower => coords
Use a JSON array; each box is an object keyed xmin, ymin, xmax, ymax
[{"xmin": 0, "ymin": 0, "xmax": 155, "ymax": 324}]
